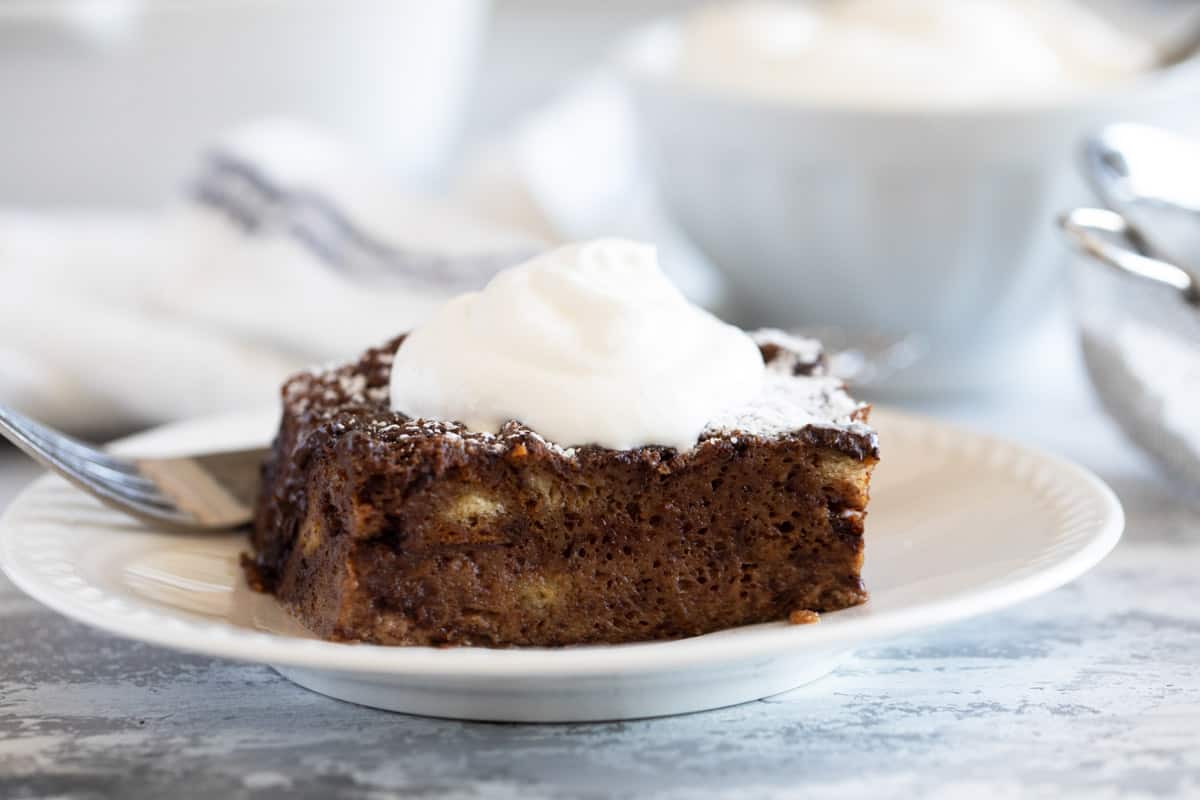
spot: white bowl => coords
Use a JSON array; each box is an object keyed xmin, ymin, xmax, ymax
[
  {"xmin": 0, "ymin": 0, "xmax": 490, "ymax": 205},
  {"xmin": 620, "ymin": 21, "xmax": 1200, "ymax": 393}
]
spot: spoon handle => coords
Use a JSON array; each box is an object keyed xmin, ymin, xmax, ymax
[
  {"xmin": 1059, "ymin": 208, "xmax": 1200, "ymax": 307},
  {"xmin": 1159, "ymin": 22, "xmax": 1200, "ymax": 68}
]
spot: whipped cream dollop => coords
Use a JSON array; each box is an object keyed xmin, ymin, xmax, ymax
[
  {"xmin": 389, "ymin": 239, "xmax": 766, "ymax": 450},
  {"xmin": 677, "ymin": 0, "xmax": 1157, "ymax": 107}
]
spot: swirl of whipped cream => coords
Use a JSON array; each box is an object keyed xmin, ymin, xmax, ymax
[{"xmin": 390, "ymin": 239, "xmax": 765, "ymax": 450}]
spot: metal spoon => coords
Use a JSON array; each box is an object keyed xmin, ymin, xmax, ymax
[
  {"xmin": 1059, "ymin": 207, "xmax": 1200, "ymax": 307},
  {"xmin": 1083, "ymin": 124, "xmax": 1200, "ymax": 271},
  {"xmin": 1157, "ymin": 18, "xmax": 1200, "ymax": 68}
]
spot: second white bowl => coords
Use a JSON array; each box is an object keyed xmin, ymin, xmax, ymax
[{"xmin": 621, "ymin": 22, "xmax": 1200, "ymax": 393}]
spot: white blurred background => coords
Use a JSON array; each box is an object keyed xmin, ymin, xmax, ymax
[
  {"xmin": 1, "ymin": 0, "xmax": 711, "ymax": 207},
  {"xmin": 3, "ymin": 0, "xmax": 1190, "ymax": 207}
]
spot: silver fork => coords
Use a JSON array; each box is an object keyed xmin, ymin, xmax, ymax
[{"xmin": 0, "ymin": 405, "xmax": 268, "ymax": 531}]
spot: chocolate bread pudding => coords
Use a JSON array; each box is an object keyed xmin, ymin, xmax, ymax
[
  {"xmin": 248, "ymin": 239, "xmax": 878, "ymax": 647},
  {"xmin": 249, "ymin": 330, "xmax": 876, "ymax": 647}
]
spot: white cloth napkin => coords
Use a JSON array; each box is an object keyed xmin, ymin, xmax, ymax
[
  {"xmin": 1, "ymin": 119, "xmax": 546, "ymax": 432},
  {"xmin": 3, "ymin": 89, "xmax": 707, "ymax": 434}
]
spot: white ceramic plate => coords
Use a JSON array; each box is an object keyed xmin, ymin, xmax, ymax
[{"xmin": 0, "ymin": 408, "xmax": 1122, "ymax": 722}]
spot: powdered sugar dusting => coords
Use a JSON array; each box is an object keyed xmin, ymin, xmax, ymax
[
  {"xmin": 287, "ymin": 360, "xmax": 583, "ymax": 459},
  {"xmin": 752, "ymin": 329, "xmax": 823, "ymax": 371},
  {"xmin": 704, "ymin": 371, "xmax": 867, "ymax": 439}
]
